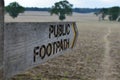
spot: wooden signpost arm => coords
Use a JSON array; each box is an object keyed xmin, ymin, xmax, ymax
[{"xmin": 0, "ymin": 1, "xmax": 78, "ymax": 80}]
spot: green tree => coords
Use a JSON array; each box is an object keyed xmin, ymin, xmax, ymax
[
  {"xmin": 108, "ymin": 6, "xmax": 120, "ymax": 21},
  {"xmin": 99, "ymin": 8, "xmax": 108, "ymax": 20},
  {"xmin": 5, "ymin": 2, "xmax": 25, "ymax": 18},
  {"xmin": 50, "ymin": 0, "xmax": 73, "ymax": 21}
]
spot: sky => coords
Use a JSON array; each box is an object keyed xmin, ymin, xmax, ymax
[{"xmin": 5, "ymin": 0, "xmax": 120, "ymax": 8}]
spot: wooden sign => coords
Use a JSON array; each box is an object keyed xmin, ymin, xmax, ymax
[{"xmin": 4, "ymin": 22, "xmax": 78, "ymax": 79}]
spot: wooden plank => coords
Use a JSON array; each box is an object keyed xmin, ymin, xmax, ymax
[{"xmin": 4, "ymin": 22, "xmax": 78, "ymax": 79}]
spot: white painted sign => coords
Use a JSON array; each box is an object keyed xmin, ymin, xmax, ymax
[{"xmin": 4, "ymin": 22, "xmax": 78, "ymax": 79}]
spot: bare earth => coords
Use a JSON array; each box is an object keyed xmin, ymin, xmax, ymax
[{"xmin": 5, "ymin": 11, "xmax": 120, "ymax": 80}]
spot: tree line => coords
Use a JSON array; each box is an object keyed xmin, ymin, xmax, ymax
[
  {"xmin": 25, "ymin": 7, "xmax": 100, "ymax": 13},
  {"xmin": 5, "ymin": 1, "xmax": 100, "ymax": 20},
  {"xmin": 5, "ymin": 1, "xmax": 120, "ymax": 21},
  {"xmin": 95, "ymin": 6, "xmax": 120, "ymax": 21}
]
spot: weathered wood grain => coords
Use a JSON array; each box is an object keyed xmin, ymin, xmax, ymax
[{"xmin": 4, "ymin": 22, "xmax": 78, "ymax": 79}]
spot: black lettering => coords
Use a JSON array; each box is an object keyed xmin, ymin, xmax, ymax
[
  {"xmin": 63, "ymin": 25, "xmax": 66, "ymax": 36},
  {"xmin": 53, "ymin": 41, "xmax": 60, "ymax": 53},
  {"xmin": 57, "ymin": 25, "xmax": 63, "ymax": 37},
  {"xmin": 66, "ymin": 24, "xmax": 70, "ymax": 35},
  {"xmin": 33, "ymin": 39, "xmax": 70, "ymax": 62},
  {"xmin": 54, "ymin": 25, "xmax": 58, "ymax": 37},
  {"xmin": 39, "ymin": 45, "xmax": 46, "ymax": 59},
  {"xmin": 47, "ymin": 43, "xmax": 52, "ymax": 56},
  {"xmin": 53, "ymin": 42, "xmax": 58, "ymax": 53},
  {"xmin": 33, "ymin": 46, "xmax": 39, "ymax": 62},
  {"xmin": 49, "ymin": 25, "xmax": 54, "ymax": 38},
  {"xmin": 49, "ymin": 24, "xmax": 71, "ymax": 38},
  {"xmin": 64, "ymin": 39, "xmax": 70, "ymax": 49},
  {"xmin": 59, "ymin": 39, "xmax": 63, "ymax": 51},
  {"xmin": 56, "ymin": 41, "xmax": 61, "ymax": 53},
  {"xmin": 53, "ymin": 42, "xmax": 56, "ymax": 54}
]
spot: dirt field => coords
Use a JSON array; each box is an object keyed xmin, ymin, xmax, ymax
[{"xmin": 5, "ymin": 11, "xmax": 120, "ymax": 80}]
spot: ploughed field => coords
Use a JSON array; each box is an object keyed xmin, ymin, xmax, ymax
[{"xmin": 5, "ymin": 11, "xmax": 120, "ymax": 80}]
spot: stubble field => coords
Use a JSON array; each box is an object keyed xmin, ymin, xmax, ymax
[{"xmin": 5, "ymin": 11, "xmax": 120, "ymax": 80}]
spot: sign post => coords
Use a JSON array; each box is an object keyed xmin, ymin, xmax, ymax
[
  {"xmin": 0, "ymin": 0, "xmax": 4, "ymax": 80},
  {"xmin": 0, "ymin": 2, "xmax": 78, "ymax": 79}
]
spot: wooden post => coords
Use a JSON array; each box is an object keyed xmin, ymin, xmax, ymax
[
  {"xmin": 116, "ymin": 15, "xmax": 120, "ymax": 21},
  {"xmin": 0, "ymin": 0, "xmax": 4, "ymax": 80}
]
